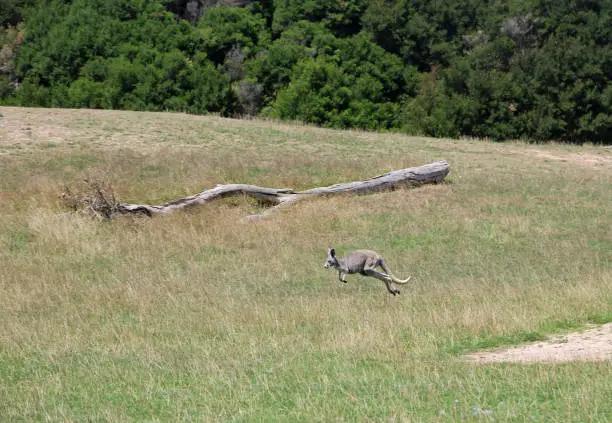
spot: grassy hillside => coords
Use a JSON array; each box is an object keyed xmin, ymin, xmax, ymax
[{"xmin": 0, "ymin": 107, "xmax": 610, "ymax": 421}]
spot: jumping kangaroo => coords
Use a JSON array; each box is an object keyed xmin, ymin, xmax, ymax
[{"xmin": 323, "ymin": 248, "xmax": 411, "ymax": 295}]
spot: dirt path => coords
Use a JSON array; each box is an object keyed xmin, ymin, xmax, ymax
[{"xmin": 465, "ymin": 323, "xmax": 612, "ymax": 364}]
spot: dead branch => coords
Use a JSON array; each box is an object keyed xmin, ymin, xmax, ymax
[{"xmin": 115, "ymin": 161, "xmax": 450, "ymax": 220}]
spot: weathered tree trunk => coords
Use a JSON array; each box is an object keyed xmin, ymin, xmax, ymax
[{"xmin": 116, "ymin": 161, "xmax": 450, "ymax": 220}]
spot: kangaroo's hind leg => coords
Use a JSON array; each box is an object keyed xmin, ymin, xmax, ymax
[
  {"xmin": 363, "ymin": 267, "xmax": 400, "ymax": 295},
  {"xmin": 378, "ymin": 259, "xmax": 394, "ymax": 277}
]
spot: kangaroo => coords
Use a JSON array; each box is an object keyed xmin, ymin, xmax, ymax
[{"xmin": 323, "ymin": 248, "xmax": 411, "ymax": 295}]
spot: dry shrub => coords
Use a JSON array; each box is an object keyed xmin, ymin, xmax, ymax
[{"xmin": 61, "ymin": 179, "xmax": 119, "ymax": 219}]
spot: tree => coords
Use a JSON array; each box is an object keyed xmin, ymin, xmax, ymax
[
  {"xmin": 271, "ymin": 0, "xmax": 366, "ymax": 36},
  {"xmin": 197, "ymin": 5, "xmax": 269, "ymax": 65}
]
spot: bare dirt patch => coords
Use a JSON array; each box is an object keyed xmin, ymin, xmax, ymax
[
  {"xmin": 465, "ymin": 323, "xmax": 612, "ymax": 364},
  {"xmin": 508, "ymin": 147, "xmax": 612, "ymax": 169}
]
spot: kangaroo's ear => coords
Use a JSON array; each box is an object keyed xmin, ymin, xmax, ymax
[{"xmin": 329, "ymin": 248, "xmax": 335, "ymax": 257}]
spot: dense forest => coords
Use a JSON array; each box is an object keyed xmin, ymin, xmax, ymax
[{"xmin": 1, "ymin": 0, "xmax": 610, "ymax": 143}]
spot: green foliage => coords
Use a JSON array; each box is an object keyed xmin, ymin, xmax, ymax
[
  {"xmin": 197, "ymin": 5, "xmax": 269, "ymax": 64},
  {"xmin": 9, "ymin": 0, "xmax": 236, "ymax": 114},
  {"xmin": 64, "ymin": 50, "xmax": 236, "ymax": 114},
  {"xmin": 271, "ymin": 0, "xmax": 366, "ymax": 36},
  {"xmin": 0, "ymin": 0, "xmax": 35, "ymax": 27},
  {"xmin": 269, "ymin": 33, "xmax": 408, "ymax": 129},
  {"xmin": 183, "ymin": 52, "xmax": 237, "ymax": 114},
  {"xmin": 245, "ymin": 30, "xmax": 310, "ymax": 101},
  {"xmin": 362, "ymin": 0, "xmax": 484, "ymax": 69},
  {"xmin": 67, "ymin": 78, "xmax": 108, "ymax": 109},
  {"xmin": 270, "ymin": 57, "xmax": 344, "ymax": 125},
  {"xmin": 393, "ymin": 0, "xmax": 612, "ymax": 142},
  {"xmin": 512, "ymin": 36, "xmax": 612, "ymax": 142},
  {"xmin": 1, "ymin": 0, "xmax": 610, "ymax": 142}
]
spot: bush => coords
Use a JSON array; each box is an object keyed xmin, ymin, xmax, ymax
[
  {"xmin": 198, "ymin": 6, "xmax": 269, "ymax": 65},
  {"xmin": 67, "ymin": 78, "xmax": 108, "ymax": 109}
]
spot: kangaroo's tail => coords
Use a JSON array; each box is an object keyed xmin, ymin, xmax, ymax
[
  {"xmin": 380, "ymin": 259, "xmax": 411, "ymax": 284},
  {"xmin": 389, "ymin": 274, "xmax": 411, "ymax": 284}
]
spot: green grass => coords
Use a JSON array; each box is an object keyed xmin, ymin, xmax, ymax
[{"xmin": 0, "ymin": 106, "xmax": 611, "ymax": 421}]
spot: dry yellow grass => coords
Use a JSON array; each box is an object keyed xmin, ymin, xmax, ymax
[{"xmin": 0, "ymin": 107, "xmax": 610, "ymax": 421}]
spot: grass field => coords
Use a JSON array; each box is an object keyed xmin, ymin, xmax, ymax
[{"xmin": 1, "ymin": 107, "xmax": 611, "ymax": 421}]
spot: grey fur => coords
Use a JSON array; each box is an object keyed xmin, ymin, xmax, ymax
[{"xmin": 323, "ymin": 248, "xmax": 411, "ymax": 296}]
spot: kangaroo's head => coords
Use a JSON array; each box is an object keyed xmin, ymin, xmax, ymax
[{"xmin": 323, "ymin": 248, "xmax": 339, "ymax": 269}]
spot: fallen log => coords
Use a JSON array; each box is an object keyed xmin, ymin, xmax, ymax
[{"xmin": 116, "ymin": 160, "xmax": 450, "ymax": 219}]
